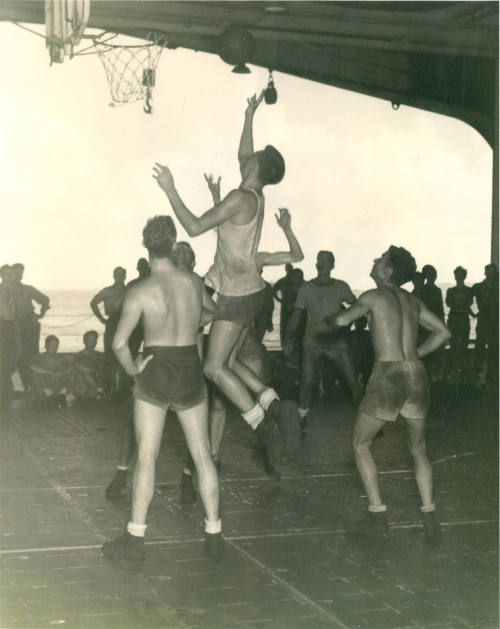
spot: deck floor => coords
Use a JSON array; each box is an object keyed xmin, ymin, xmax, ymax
[{"xmin": 0, "ymin": 385, "xmax": 498, "ymax": 629}]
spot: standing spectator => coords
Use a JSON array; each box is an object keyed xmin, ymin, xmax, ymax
[
  {"xmin": 284, "ymin": 250, "xmax": 362, "ymax": 431},
  {"xmin": 473, "ymin": 263, "xmax": 499, "ymax": 387},
  {"xmin": 0, "ymin": 265, "xmax": 21, "ymax": 413},
  {"xmin": 273, "ymin": 263, "xmax": 296, "ymax": 346},
  {"xmin": 90, "ymin": 267, "xmax": 127, "ymax": 394},
  {"xmin": 446, "ymin": 266, "xmax": 474, "ymax": 382},
  {"xmin": 412, "ymin": 271, "xmax": 425, "ymax": 298},
  {"xmin": 11, "ymin": 263, "xmax": 50, "ymax": 392},
  {"xmin": 421, "ymin": 264, "xmax": 445, "ymax": 382}
]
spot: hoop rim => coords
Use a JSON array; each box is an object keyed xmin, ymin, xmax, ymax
[{"xmin": 93, "ymin": 31, "xmax": 166, "ymax": 49}]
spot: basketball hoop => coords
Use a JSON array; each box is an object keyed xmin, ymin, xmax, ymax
[{"xmin": 93, "ymin": 32, "xmax": 166, "ymax": 114}]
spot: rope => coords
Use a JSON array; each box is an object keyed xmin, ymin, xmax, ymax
[{"xmin": 42, "ymin": 314, "xmax": 96, "ymax": 329}]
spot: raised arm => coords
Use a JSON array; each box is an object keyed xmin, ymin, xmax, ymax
[
  {"xmin": 153, "ymin": 164, "xmax": 243, "ymax": 237},
  {"xmin": 112, "ymin": 290, "xmax": 152, "ymax": 376},
  {"xmin": 238, "ymin": 91, "xmax": 264, "ymax": 175},
  {"xmin": 256, "ymin": 208, "xmax": 304, "ymax": 269},
  {"xmin": 204, "ymin": 173, "xmax": 222, "ymax": 205},
  {"xmin": 417, "ymin": 302, "xmax": 451, "ymax": 358}
]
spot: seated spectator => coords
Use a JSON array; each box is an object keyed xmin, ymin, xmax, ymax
[
  {"xmin": 73, "ymin": 330, "xmax": 105, "ymax": 400},
  {"xmin": 30, "ymin": 335, "xmax": 73, "ymax": 407}
]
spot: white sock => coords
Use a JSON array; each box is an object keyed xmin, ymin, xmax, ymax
[
  {"xmin": 127, "ymin": 521, "xmax": 147, "ymax": 537},
  {"xmin": 420, "ymin": 503, "xmax": 436, "ymax": 513},
  {"xmin": 242, "ymin": 404, "xmax": 265, "ymax": 430},
  {"xmin": 258, "ymin": 388, "xmax": 279, "ymax": 411},
  {"xmin": 117, "ymin": 465, "xmax": 128, "ymax": 471},
  {"xmin": 298, "ymin": 407, "xmax": 309, "ymax": 419},
  {"xmin": 204, "ymin": 518, "xmax": 222, "ymax": 534},
  {"xmin": 368, "ymin": 504, "xmax": 387, "ymax": 513}
]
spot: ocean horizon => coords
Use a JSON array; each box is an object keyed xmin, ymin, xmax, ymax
[{"xmin": 39, "ymin": 285, "xmax": 474, "ymax": 354}]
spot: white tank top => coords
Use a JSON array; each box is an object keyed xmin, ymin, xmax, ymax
[{"xmin": 204, "ymin": 188, "xmax": 265, "ymax": 297}]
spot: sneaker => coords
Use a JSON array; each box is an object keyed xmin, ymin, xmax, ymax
[
  {"xmin": 102, "ymin": 531, "xmax": 145, "ymax": 562},
  {"xmin": 180, "ymin": 472, "xmax": 197, "ymax": 504},
  {"xmin": 204, "ymin": 532, "xmax": 224, "ymax": 557},
  {"xmin": 423, "ymin": 511, "xmax": 441, "ymax": 546},
  {"xmin": 255, "ymin": 412, "xmax": 282, "ymax": 470},
  {"xmin": 105, "ymin": 469, "xmax": 128, "ymax": 500},
  {"xmin": 273, "ymin": 400, "xmax": 301, "ymax": 456},
  {"xmin": 347, "ymin": 511, "xmax": 390, "ymax": 539}
]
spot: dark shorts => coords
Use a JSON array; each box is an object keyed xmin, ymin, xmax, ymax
[
  {"xmin": 133, "ymin": 345, "xmax": 207, "ymax": 412},
  {"xmin": 213, "ymin": 289, "xmax": 266, "ymax": 327},
  {"xmin": 360, "ymin": 360, "xmax": 429, "ymax": 422}
]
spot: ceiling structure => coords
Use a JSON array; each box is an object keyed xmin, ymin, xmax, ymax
[{"xmin": 1, "ymin": 1, "xmax": 498, "ymax": 146}]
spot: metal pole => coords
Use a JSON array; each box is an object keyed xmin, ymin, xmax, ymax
[{"xmin": 492, "ymin": 59, "xmax": 499, "ymax": 267}]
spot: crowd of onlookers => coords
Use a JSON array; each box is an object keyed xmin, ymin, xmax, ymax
[{"xmin": 0, "ymin": 255, "xmax": 498, "ymax": 415}]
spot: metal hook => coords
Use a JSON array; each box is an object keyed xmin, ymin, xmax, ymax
[{"xmin": 144, "ymin": 95, "xmax": 153, "ymax": 114}]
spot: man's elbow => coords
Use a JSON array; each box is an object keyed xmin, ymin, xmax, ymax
[
  {"xmin": 292, "ymin": 252, "xmax": 304, "ymax": 263},
  {"xmin": 187, "ymin": 224, "xmax": 203, "ymax": 237},
  {"xmin": 112, "ymin": 338, "xmax": 127, "ymax": 355}
]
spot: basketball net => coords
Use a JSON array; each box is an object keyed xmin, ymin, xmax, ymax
[{"xmin": 94, "ymin": 32, "xmax": 166, "ymax": 114}]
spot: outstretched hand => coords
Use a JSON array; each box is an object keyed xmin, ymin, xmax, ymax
[
  {"xmin": 275, "ymin": 208, "xmax": 291, "ymax": 230},
  {"xmin": 245, "ymin": 90, "xmax": 265, "ymax": 117},
  {"xmin": 133, "ymin": 353, "xmax": 153, "ymax": 375},
  {"xmin": 153, "ymin": 163, "xmax": 174, "ymax": 192},
  {"xmin": 204, "ymin": 173, "xmax": 221, "ymax": 200}
]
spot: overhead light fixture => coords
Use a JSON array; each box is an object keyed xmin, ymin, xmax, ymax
[{"xmin": 265, "ymin": 5, "xmax": 288, "ymax": 13}]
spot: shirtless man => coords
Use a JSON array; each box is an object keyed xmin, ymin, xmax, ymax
[
  {"xmin": 153, "ymin": 92, "xmax": 300, "ymax": 469},
  {"xmin": 90, "ymin": 267, "xmax": 127, "ymax": 394},
  {"xmin": 101, "ymin": 216, "xmax": 221, "ymax": 562},
  {"xmin": 325, "ymin": 246, "xmax": 450, "ymax": 545}
]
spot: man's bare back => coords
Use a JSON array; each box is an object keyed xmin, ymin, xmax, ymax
[
  {"xmin": 130, "ymin": 266, "xmax": 203, "ymax": 348},
  {"xmin": 356, "ymin": 287, "xmax": 420, "ymax": 361}
]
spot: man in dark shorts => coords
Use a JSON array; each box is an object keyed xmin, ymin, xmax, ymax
[
  {"xmin": 325, "ymin": 246, "xmax": 451, "ymax": 545},
  {"xmin": 101, "ymin": 216, "xmax": 222, "ymax": 562},
  {"xmin": 153, "ymin": 91, "xmax": 301, "ymax": 469}
]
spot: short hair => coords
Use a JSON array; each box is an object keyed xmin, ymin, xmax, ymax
[
  {"xmin": 422, "ymin": 264, "xmax": 436, "ymax": 278},
  {"xmin": 454, "ymin": 266, "xmax": 467, "ymax": 278},
  {"xmin": 83, "ymin": 330, "xmax": 98, "ymax": 343},
  {"xmin": 113, "ymin": 266, "xmax": 126, "ymax": 276},
  {"xmin": 12, "ymin": 263, "xmax": 24, "ymax": 271},
  {"xmin": 485, "ymin": 263, "xmax": 498, "ymax": 274},
  {"xmin": 387, "ymin": 246, "xmax": 417, "ymax": 286},
  {"xmin": 143, "ymin": 216, "xmax": 177, "ymax": 259},
  {"xmin": 0, "ymin": 264, "xmax": 11, "ymax": 277},
  {"xmin": 45, "ymin": 334, "xmax": 59, "ymax": 348},
  {"xmin": 256, "ymin": 145, "xmax": 285, "ymax": 186},
  {"xmin": 175, "ymin": 241, "xmax": 195, "ymax": 268},
  {"xmin": 317, "ymin": 250, "xmax": 335, "ymax": 267}
]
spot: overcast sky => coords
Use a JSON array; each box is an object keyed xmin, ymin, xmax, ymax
[{"xmin": 0, "ymin": 22, "xmax": 493, "ymax": 292}]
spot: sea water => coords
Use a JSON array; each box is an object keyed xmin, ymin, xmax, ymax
[{"xmin": 39, "ymin": 287, "xmax": 473, "ymax": 354}]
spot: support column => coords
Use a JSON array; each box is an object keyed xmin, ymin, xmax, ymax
[{"xmin": 492, "ymin": 60, "xmax": 498, "ymax": 267}]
